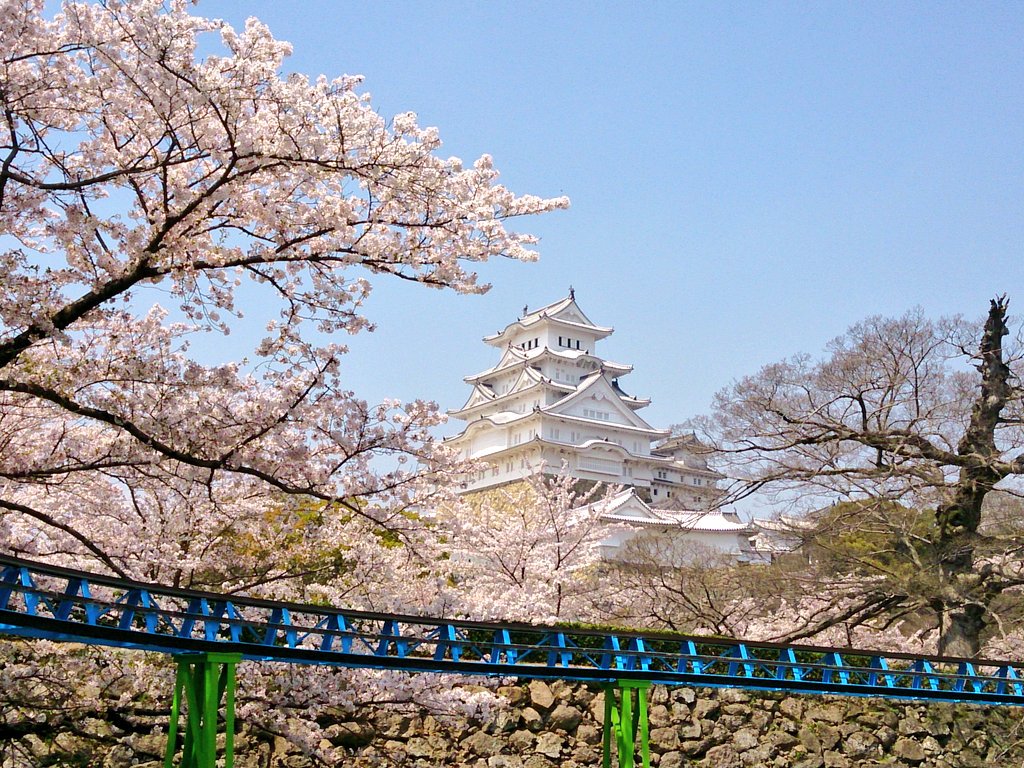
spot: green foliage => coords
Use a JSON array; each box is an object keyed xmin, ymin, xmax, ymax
[{"xmin": 808, "ymin": 500, "xmax": 937, "ymax": 580}]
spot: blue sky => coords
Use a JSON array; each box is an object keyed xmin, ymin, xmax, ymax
[{"xmin": 200, "ymin": 0, "xmax": 1022, "ymax": 429}]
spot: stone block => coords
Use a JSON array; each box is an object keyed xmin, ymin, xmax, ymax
[
  {"xmin": 464, "ymin": 730, "xmax": 505, "ymax": 757},
  {"xmin": 534, "ymin": 731, "xmax": 563, "ymax": 759},
  {"xmin": 547, "ymin": 704, "xmax": 583, "ymax": 733},
  {"xmin": 893, "ymin": 737, "xmax": 927, "ymax": 763},
  {"xmin": 528, "ymin": 680, "xmax": 555, "ymax": 711},
  {"xmin": 733, "ymin": 728, "xmax": 760, "ymax": 752},
  {"xmin": 520, "ymin": 707, "xmax": 543, "ymax": 732}
]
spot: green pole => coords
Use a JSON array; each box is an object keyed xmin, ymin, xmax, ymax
[
  {"xmin": 163, "ymin": 653, "xmax": 242, "ymax": 768},
  {"xmin": 601, "ymin": 681, "xmax": 652, "ymax": 768}
]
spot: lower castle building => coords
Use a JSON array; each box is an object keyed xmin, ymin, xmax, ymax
[{"xmin": 444, "ymin": 292, "xmax": 755, "ymax": 560}]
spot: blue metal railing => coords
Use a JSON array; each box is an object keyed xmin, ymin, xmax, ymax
[{"xmin": 2, "ymin": 553, "xmax": 1023, "ymax": 705}]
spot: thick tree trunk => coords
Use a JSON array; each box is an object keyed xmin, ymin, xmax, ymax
[
  {"xmin": 937, "ymin": 603, "xmax": 985, "ymax": 657},
  {"xmin": 933, "ymin": 296, "xmax": 1011, "ymax": 656}
]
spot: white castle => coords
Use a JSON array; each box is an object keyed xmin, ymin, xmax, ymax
[{"xmin": 445, "ymin": 292, "xmax": 757, "ymax": 561}]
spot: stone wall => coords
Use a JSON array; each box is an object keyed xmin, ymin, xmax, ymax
[{"xmin": 5, "ymin": 680, "xmax": 1024, "ymax": 767}]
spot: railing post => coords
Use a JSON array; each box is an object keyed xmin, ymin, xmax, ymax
[
  {"xmin": 163, "ymin": 652, "xmax": 241, "ymax": 768},
  {"xmin": 602, "ymin": 680, "xmax": 651, "ymax": 768}
]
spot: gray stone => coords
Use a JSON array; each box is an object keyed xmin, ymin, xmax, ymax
[
  {"xmin": 406, "ymin": 736, "xmax": 446, "ymax": 759},
  {"xmin": 693, "ymin": 698, "xmax": 721, "ymax": 720},
  {"xmin": 899, "ymin": 715, "xmax": 929, "ymax": 736},
  {"xmin": 719, "ymin": 688, "xmax": 749, "ymax": 704},
  {"xmin": 589, "ymin": 692, "xmax": 606, "ymax": 724},
  {"xmin": 488, "ymin": 756, "xmax": 524, "ymax": 768},
  {"xmin": 547, "ymin": 704, "xmax": 583, "ymax": 733},
  {"xmin": 857, "ymin": 709, "xmax": 898, "ymax": 730},
  {"xmin": 705, "ymin": 743, "xmax": 740, "ymax": 767},
  {"xmin": 509, "ymin": 729, "xmax": 535, "ymax": 752},
  {"xmin": 659, "ymin": 751, "xmax": 686, "ymax": 768},
  {"xmin": 740, "ymin": 745, "xmax": 773, "ymax": 766},
  {"xmin": 815, "ymin": 725, "xmax": 840, "ymax": 751},
  {"xmin": 534, "ymin": 731, "xmax": 563, "ymax": 759},
  {"xmin": 893, "ymin": 737, "xmax": 928, "ymax": 762},
  {"xmin": 650, "ymin": 726, "xmax": 681, "ymax": 751},
  {"xmin": 102, "ymin": 745, "xmax": 136, "ymax": 768},
  {"xmin": 325, "ymin": 721, "xmax": 376, "ymax": 748},
  {"xmin": 805, "ymin": 705, "xmax": 845, "ymax": 725},
  {"xmin": 823, "ymin": 751, "xmax": 850, "ymax": 768},
  {"xmin": 528, "ymin": 680, "xmax": 556, "ymax": 711},
  {"xmin": 749, "ymin": 710, "xmax": 771, "ymax": 732},
  {"xmin": 127, "ymin": 732, "xmax": 166, "ymax": 757},
  {"xmin": 550, "ymin": 679, "xmax": 572, "ymax": 699},
  {"xmin": 523, "ymin": 755, "xmax": 556, "ymax": 768},
  {"xmin": 680, "ymin": 738, "xmax": 713, "ymax": 757},
  {"xmin": 465, "ymin": 730, "xmax": 505, "ymax": 757},
  {"xmin": 520, "ymin": 707, "xmax": 544, "ymax": 732},
  {"xmin": 649, "ymin": 703, "xmax": 671, "ymax": 728},
  {"xmin": 778, "ymin": 698, "xmax": 804, "ymax": 721},
  {"xmin": 376, "ymin": 713, "xmax": 413, "ymax": 739},
  {"xmin": 719, "ymin": 714, "xmax": 748, "ymax": 731},
  {"xmin": 571, "ymin": 745, "xmax": 601, "ymax": 765},
  {"xmin": 499, "ymin": 685, "xmax": 529, "ymax": 707},
  {"xmin": 733, "ymin": 728, "xmax": 760, "ymax": 752},
  {"xmin": 576, "ymin": 724, "xmax": 602, "ymax": 745},
  {"xmin": 84, "ymin": 718, "xmax": 118, "ymax": 738},
  {"xmin": 767, "ymin": 730, "xmax": 799, "ymax": 752},
  {"xmin": 876, "ymin": 725, "xmax": 898, "ymax": 748},
  {"xmin": 841, "ymin": 730, "xmax": 878, "ymax": 759},
  {"xmin": 798, "ymin": 726, "xmax": 822, "ymax": 755},
  {"xmin": 679, "ymin": 720, "xmax": 702, "ymax": 739}
]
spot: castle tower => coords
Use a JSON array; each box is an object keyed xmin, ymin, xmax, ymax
[{"xmin": 445, "ymin": 293, "xmax": 723, "ymax": 507}]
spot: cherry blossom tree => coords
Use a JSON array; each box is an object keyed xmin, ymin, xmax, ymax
[
  {"xmin": 0, "ymin": 1, "xmax": 567, "ymax": 759},
  {"xmin": 701, "ymin": 298, "xmax": 1024, "ymax": 657},
  {"xmin": 441, "ymin": 470, "xmax": 616, "ymax": 623},
  {"xmin": 0, "ymin": 0, "xmax": 567, "ymax": 583}
]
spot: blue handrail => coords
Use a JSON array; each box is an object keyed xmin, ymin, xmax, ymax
[{"xmin": 2, "ymin": 553, "xmax": 1022, "ymax": 705}]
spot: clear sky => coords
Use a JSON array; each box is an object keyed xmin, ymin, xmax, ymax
[{"xmin": 199, "ymin": 1, "xmax": 1022, "ymax": 430}]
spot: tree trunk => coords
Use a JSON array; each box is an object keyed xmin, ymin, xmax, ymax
[
  {"xmin": 933, "ymin": 296, "xmax": 1011, "ymax": 656},
  {"xmin": 937, "ymin": 602, "xmax": 985, "ymax": 657}
]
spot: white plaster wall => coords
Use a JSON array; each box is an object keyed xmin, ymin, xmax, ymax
[
  {"xmin": 599, "ymin": 525, "xmax": 750, "ymax": 565},
  {"xmin": 468, "ymin": 428, "xmax": 509, "ymax": 458}
]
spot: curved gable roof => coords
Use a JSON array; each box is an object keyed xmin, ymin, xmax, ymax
[
  {"xmin": 543, "ymin": 371, "xmax": 663, "ymax": 433},
  {"xmin": 484, "ymin": 295, "xmax": 612, "ymax": 347}
]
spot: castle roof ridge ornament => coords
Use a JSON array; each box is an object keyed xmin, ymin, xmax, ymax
[{"xmin": 569, "ymin": 285, "xmax": 575, "ymax": 300}]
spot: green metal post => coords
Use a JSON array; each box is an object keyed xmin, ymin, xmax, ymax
[
  {"xmin": 601, "ymin": 681, "xmax": 652, "ymax": 768},
  {"xmin": 163, "ymin": 653, "xmax": 241, "ymax": 768}
]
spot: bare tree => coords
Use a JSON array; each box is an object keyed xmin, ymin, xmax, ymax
[{"xmin": 702, "ymin": 297, "xmax": 1024, "ymax": 656}]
